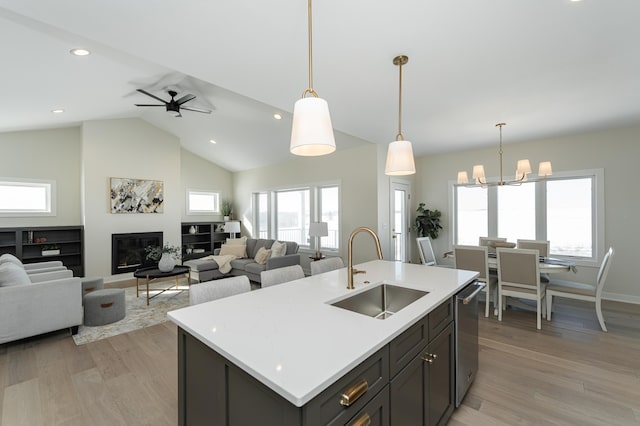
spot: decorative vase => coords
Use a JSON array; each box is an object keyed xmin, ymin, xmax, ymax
[
  {"xmin": 223, "ymin": 215, "xmax": 230, "ymax": 221},
  {"xmin": 158, "ymin": 252, "xmax": 176, "ymax": 272},
  {"xmin": 189, "ymin": 225, "xmax": 196, "ymax": 234}
]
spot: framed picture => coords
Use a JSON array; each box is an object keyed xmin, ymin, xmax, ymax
[{"xmin": 110, "ymin": 177, "xmax": 164, "ymax": 213}]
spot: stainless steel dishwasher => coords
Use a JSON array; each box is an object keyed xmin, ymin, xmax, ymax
[{"xmin": 455, "ymin": 281, "xmax": 485, "ymax": 407}]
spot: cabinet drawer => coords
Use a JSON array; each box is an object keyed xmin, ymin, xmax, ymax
[
  {"xmin": 428, "ymin": 297, "xmax": 453, "ymax": 341},
  {"xmin": 304, "ymin": 346, "xmax": 389, "ymax": 426},
  {"xmin": 344, "ymin": 385, "xmax": 389, "ymax": 426},
  {"xmin": 389, "ymin": 315, "xmax": 428, "ymax": 378}
]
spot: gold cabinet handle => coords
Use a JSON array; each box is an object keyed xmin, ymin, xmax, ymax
[
  {"xmin": 350, "ymin": 412, "xmax": 371, "ymax": 426},
  {"xmin": 340, "ymin": 379, "xmax": 368, "ymax": 407}
]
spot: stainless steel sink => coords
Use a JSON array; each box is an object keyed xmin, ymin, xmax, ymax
[{"xmin": 330, "ymin": 284, "xmax": 428, "ymax": 320}]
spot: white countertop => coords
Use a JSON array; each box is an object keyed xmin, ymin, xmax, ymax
[{"xmin": 167, "ymin": 260, "xmax": 478, "ymax": 407}]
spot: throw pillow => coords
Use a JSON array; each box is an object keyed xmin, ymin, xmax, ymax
[
  {"xmin": 219, "ymin": 243, "xmax": 247, "ymax": 258},
  {"xmin": 226, "ymin": 236, "xmax": 248, "ymax": 246},
  {"xmin": 0, "ymin": 253, "xmax": 23, "ymax": 268},
  {"xmin": 254, "ymin": 247, "xmax": 272, "ymax": 265},
  {"xmin": 0, "ymin": 262, "xmax": 31, "ymax": 287},
  {"xmin": 270, "ymin": 241, "xmax": 287, "ymax": 258}
]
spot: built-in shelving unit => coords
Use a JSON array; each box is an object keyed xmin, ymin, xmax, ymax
[
  {"xmin": 181, "ymin": 222, "xmax": 240, "ymax": 261},
  {"xmin": 0, "ymin": 226, "xmax": 84, "ymax": 276}
]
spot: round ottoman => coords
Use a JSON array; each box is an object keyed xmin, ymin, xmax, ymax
[
  {"xmin": 84, "ymin": 288, "xmax": 126, "ymax": 326},
  {"xmin": 81, "ymin": 277, "xmax": 104, "ymax": 304}
]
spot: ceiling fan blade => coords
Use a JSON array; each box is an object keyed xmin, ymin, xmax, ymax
[
  {"xmin": 135, "ymin": 104, "xmax": 165, "ymax": 107},
  {"xmin": 181, "ymin": 106, "xmax": 212, "ymax": 114},
  {"xmin": 175, "ymin": 94, "xmax": 196, "ymax": 105},
  {"xmin": 136, "ymin": 89, "xmax": 168, "ymax": 104}
]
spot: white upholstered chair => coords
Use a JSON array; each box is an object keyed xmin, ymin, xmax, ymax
[
  {"xmin": 260, "ymin": 265, "xmax": 305, "ymax": 288},
  {"xmin": 546, "ymin": 247, "xmax": 614, "ymax": 332},
  {"xmin": 516, "ymin": 239, "xmax": 550, "ymax": 258},
  {"xmin": 454, "ymin": 245, "xmax": 497, "ymax": 317},
  {"xmin": 310, "ymin": 257, "xmax": 344, "ymax": 275},
  {"xmin": 497, "ymin": 247, "xmax": 546, "ymax": 330},
  {"xmin": 189, "ymin": 275, "xmax": 251, "ymax": 305}
]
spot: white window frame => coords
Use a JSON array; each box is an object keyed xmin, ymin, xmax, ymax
[
  {"xmin": 186, "ymin": 189, "xmax": 220, "ymax": 215},
  {"xmin": 0, "ymin": 178, "xmax": 56, "ymax": 217},
  {"xmin": 450, "ymin": 168, "xmax": 604, "ymax": 267},
  {"xmin": 252, "ymin": 181, "xmax": 341, "ymax": 253}
]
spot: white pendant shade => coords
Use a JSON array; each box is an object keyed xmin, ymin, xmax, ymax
[
  {"xmin": 472, "ymin": 165, "xmax": 486, "ymax": 183},
  {"xmin": 290, "ymin": 97, "xmax": 336, "ymax": 156},
  {"xmin": 457, "ymin": 171, "xmax": 469, "ymax": 184},
  {"xmin": 385, "ymin": 140, "xmax": 415, "ymax": 176},
  {"xmin": 538, "ymin": 161, "xmax": 553, "ymax": 177}
]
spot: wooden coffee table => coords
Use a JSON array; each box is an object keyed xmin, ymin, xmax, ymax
[{"xmin": 134, "ymin": 265, "xmax": 191, "ymax": 305}]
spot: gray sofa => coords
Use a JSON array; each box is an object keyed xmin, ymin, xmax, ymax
[{"xmin": 184, "ymin": 238, "xmax": 300, "ymax": 284}]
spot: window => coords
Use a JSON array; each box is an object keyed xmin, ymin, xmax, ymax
[
  {"xmin": 186, "ymin": 190, "xmax": 219, "ymax": 215},
  {"xmin": 253, "ymin": 183, "xmax": 340, "ymax": 251},
  {"xmin": 0, "ymin": 179, "xmax": 55, "ymax": 216},
  {"xmin": 455, "ymin": 186, "xmax": 487, "ymax": 246},
  {"xmin": 452, "ymin": 170, "xmax": 601, "ymax": 262}
]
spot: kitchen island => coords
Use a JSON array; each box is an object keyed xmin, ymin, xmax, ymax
[{"xmin": 168, "ymin": 260, "xmax": 478, "ymax": 425}]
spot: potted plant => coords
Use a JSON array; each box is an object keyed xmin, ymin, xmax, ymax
[
  {"xmin": 221, "ymin": 199, "xmax": 233, "ymax": 221},
  {"xmin": 41, "ymin": 244, "xmax": 60, "ymax": 256},
  {"xmin": 414, "ymin": 203, "xmax": 443, "ymax": 239},
  {"xmin": 145, "ymin": 243, "xmax": 181, "ymax": 272}
]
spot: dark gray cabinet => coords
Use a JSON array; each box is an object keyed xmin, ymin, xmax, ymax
[
  {"xmin": 0, "ymin": 226, "xmax": 84, "ymax": 276},
  {"xmin": 389, "ymin": 306, "xmax": 454, "ymax": 426},
  {"xmin": 177, "ymin": 296, "xmax": 456, "ymax": 426}
]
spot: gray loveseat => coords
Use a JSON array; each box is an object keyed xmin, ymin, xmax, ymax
[{"xmin": 184, "ymin": 238, "xmax": 300, "ymax": 284}]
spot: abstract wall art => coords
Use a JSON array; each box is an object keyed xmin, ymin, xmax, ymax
[{"xmin": 110, "ymin": 177, "xmax": 164, "ymax": 213}]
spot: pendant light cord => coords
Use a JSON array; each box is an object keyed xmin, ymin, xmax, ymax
[
  {"xmin": 303, "ymin": 0, "xmax": 318, "ymax": 98},
  {"xmin": 496, "ymin": 122, "xmax": 506, "ymax": 184},
  {"xmin": 396, "ymin": 60, "xmax": 404, "ymax": 141}
]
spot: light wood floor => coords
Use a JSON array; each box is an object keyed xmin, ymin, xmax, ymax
[{"xmin": 1, "ymin": 299, "xmax": 638, "ymax": 425}]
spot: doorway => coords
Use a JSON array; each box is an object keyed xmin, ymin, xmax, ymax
[{"xmin": 390, "ymin": 181, "xmax": 411, "ymax": 262}]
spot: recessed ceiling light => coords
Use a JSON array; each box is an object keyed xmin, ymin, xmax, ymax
[
  {"xmin": 209, "ymin": 139, "xmax": 217, "ymax": 144},
  {"xmin": 273, "ymin": 113, "xmax": 282, "ymax": 120},
  {"xmin": 51, "ymin": 109, "xmax": 65, "ymax": 114},
  {"xmin": 70, "ymin": 48, "xmax": 91, "ymax": 56}
]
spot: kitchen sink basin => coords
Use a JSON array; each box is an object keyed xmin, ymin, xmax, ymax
[{"xmin": 330, "ymin": 283, "xmax": 428, "ymax": 320}]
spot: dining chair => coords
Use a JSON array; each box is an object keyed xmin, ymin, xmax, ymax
[
  {"xmin": 497, "ymin": 247, "xmax": 546, "ymax": 330},
  {"xmin": 416, "ymin": 237, "xmax": 438, "ymax": 266},
  {"xmin": 516, "ymin": 239, "xmax": 550, "ymax": 258},
  {"xmin": 478, "ymin": 237, "xmax": 509, "ymax": 253},
  {"xmin": 310, "ymin": 257, "xmax": 344, "ymax": 275},
  {"xmin": 546, "ymin": 247, "xmax": 614, "ymax": 332},
  {"xmin": 454, "ymin": 245, "xmax": 497, "ymax": 317},
  {"xmin": 189, "ymin": 275, "xmax": 251, "ymax": 305},
  {"xmin": 260, "ymin": 265, "xmax": 305, "ymax": 288}
]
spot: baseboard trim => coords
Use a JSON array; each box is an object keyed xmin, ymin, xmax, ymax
[{"xmin": 602, "ymin": 292, "xmax": 640, "ymax": 305}]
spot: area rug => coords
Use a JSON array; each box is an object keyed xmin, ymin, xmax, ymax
[{"xmin": 72, "ymin": 280, "xmax": 190, "ymax": 345}]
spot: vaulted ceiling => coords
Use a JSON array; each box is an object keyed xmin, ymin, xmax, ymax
[{"xmin": 1, "ymin": 0, "xmax": 639, "ymax": 172}]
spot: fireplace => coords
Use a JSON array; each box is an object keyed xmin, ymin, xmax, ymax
[{"xmin": 111, "ymin": 232, "xmax": 162, "ymax": 275}]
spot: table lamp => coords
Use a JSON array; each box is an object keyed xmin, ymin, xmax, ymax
[
  {"xmin": 309, "ymin": 222, "xmax": 328, "ymax": 259},
  {"xmin": 225, "ymin": 221, "xmax": 241, "ymax": 239}
]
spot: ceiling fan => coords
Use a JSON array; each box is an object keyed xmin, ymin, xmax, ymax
[{"xmin": 135, "ymin": 89, "xmax": 212, "ymax": 117}]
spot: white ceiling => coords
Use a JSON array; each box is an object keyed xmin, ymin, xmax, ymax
[{"xmin": 1, "ymin": 0, "xmax": 639, "ymax": 172}]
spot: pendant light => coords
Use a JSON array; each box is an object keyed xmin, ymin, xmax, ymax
[
  {"xmin": 290, "ymin": 0, "xmax": 336, "ymax": 156},
  {"xmin": 385, "ymin": 55, "xmax": 416, "ymax": 176}
]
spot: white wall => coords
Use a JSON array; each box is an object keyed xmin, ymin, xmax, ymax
[
  {"xmin": 414, "ymin": 123, "xmax": 640, "ymax": 302},
  {"xmin": 233, "ymin": 144, "xmax": 380, "ymax": 269},
  {"xmin": 180, "ymin": 148, "xmax": 233, "ymax": 222},
  {"xmin": 0, "ymin": 127, "xmax": 82, "ymax": 227},
  {"xmin": 82, "ymin": 118, "xmax": 183, "ymax": 281}
]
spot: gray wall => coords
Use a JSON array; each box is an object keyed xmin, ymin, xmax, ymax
[
  {"xmin": 414, "ymin": 123, "xmax": 640, "ymax": 302},
  {"xmin": 0, "ymin": 127, "xmax": 82, "ymax": 227}
]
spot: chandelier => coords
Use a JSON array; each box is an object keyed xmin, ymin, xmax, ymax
[{"xmin": 457, "ymin": 123, "xmax": 552, "ymax": 186}]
